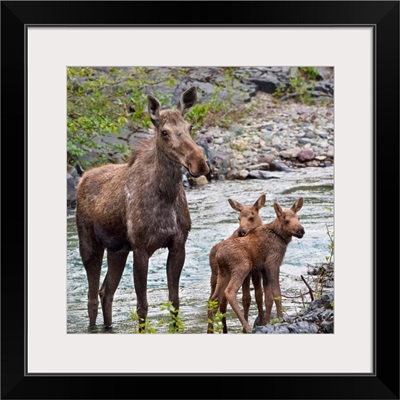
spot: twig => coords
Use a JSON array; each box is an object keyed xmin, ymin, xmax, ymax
[
  {"xmin": 280, "ymin": 292, "xmax": 309, "ymax": 299},
  {"xmin": 301, "ymin": 275, "xmax": 315, "ymax": 302}
]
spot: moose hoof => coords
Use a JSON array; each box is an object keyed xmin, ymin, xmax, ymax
[{"xmin": 87, "ymin": 324, "xmax": 98, "ymax": 333}]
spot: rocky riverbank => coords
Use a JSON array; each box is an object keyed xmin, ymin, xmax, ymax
[
  {"xmin": 197, "ymin": 91, "xmax": 334, "ymax": 182},
  {"xmin": 67, "ymin": 66, "xmax": 334, "ymax": 209},
  {"xmin": 254, "ymin": 262, "xmax": 334, "ymax": 334}
]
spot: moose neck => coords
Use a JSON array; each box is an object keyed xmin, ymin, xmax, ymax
[
  {"xmin": 266, "ymin": 220, "xmax": 292, "ymax": 246},
  {"xmin": 152, "ymin": 143, "xmax": 184, "ymax": 198},
  {"xmin": 130, "ymin": 139, "xmax": 182, "ymax": 202},
  {"xmin": 128, "ymin": 137, "xmax": 185, "ymax": 202}
]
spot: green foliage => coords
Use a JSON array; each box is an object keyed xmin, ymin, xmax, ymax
[
  {"xmin": 270, "ymin": 317, "xmax": 281, "ymax": 325},
  {"xmin": 130, "ymin": 310, "xmax": 156, "ymax": 334},
  {"xmin": 160, "ymin": 301, "xmax": 185, "ymax": 333},
  {"xmin": 273, "ymin": 66, "xmax": 319, "ymax": 105},
  {"xmin": 130, "ymin": 302, "xmax": 186, "ymax": 334},
  {"xmin": 185, "ymin": 68, "xmax": 251, "ymax": 135},
  {"xmin": 67, "ymin": 66, "xmax": 251, "ymax": 166},
  {"xmin": 207, "ymin": 299, "xmax": 226, "ymax": 334},
  {"xmin": 67, "ymin": 66, "xmax": 175, "ymax": 167},
  {"xmin": 298, "ymin": 67, "xmax": 320, "ymax": 80}
]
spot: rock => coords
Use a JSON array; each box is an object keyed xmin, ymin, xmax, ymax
[
  {"xmin": 188, "ymin": 175, "xmax": 208, "ymax": 187},
  {"xmin": 271, "ymin": 136, "xmax": 281, "ymax": 146},
  {"xmin": 303, "ymin": 130, "xmax": 317, "ymax": 139},
  {"xmin": 316, "ymin": 67, "xmax": 333, "ymax": 80},
  {"xmin": 110, "ymin": 153, "xmax": 126, "ymax": 164},
  {"xmin": 280, "ymin": 150, "xmax": 295, "ymax": 159},
  {"xmin": 248, "ymin": 170, "xmax": 280, "ymax": 180},
  {"xmin": 237, "ymin": 169, "xmax": 249, "ymax": 180},
  {"xmin": 182, "ymin": 174, "xmax": 190, "ymax": 189},
  {"xmin": 253, "ymin": 292, "xmax": 334, "ymax": 334},
  {"xmin": 298, "ymin": 137, "xmax": 312, "ymax": 145},
  {"xmin": 248, "ymin": 74, "xmax": 282, "ymax": 94},
  {"xmin": 226, "ymin": 169, "xmax": 238, "ymax": 180},
  {"xmin": 269, "ymin": 161, "xmax": 292, "ymax": 172},
  {"xmin": 258, "ymin": 154, "xmax": 276, "ymax": 164},
  {"xmin": 248, "ymin": 163, "xmax": 269, "ymax": 171},
  {"xmin": 127, "ymin": 130, "xmax": 152, "ymax": 147},
  {"xmin": 297, "ymin": 148, "xmax": 315, "ymax": 162},
  {"xmin": 315, "ymin": 129, "xmax": 328, "ymax": 139},
  {"xmin": 231, "ymin": 140, "xmax": 247, "ymax": 151},
  {"xmin": 326, "ymin": 149, "xmax": 334, "ymax": 158},
  {"xmin": 67, "ymin": 174, "xmax": 77, "ymax": 209}
]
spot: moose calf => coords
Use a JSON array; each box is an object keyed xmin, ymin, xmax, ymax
[
  {"xmin": 210, "ymin": 197, "xmax": 305, "ymax": 333},
  {"xmin": 207, "ymin": 194, "xmax": 266, "ymax": 333}
]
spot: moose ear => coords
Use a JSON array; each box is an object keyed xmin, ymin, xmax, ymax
[
  {"xmin": 228, "ymin": 198, "xmax": 243, "ymax": 212},
  {"xmin": 254, "ymin": 194, "xmax": 266, "ymax": 210},
  {"xmin": 291, "ymin": 197, "xmax": 304, "ymax": 213},
  {"xmin": 147, "ymin": 95, "xmax": 161, "ymax": 127},
  {"xmin": 273, "ymin": 202, "xmax": 283, "ymax": 217},
  {"xmin": 177, "ymin": 86, "xmax": 197, "ymax": 115}
]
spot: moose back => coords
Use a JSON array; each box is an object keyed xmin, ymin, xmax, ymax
[{"xmin": 75, "ymin": 86, "xmax": 210, "ymax": 330}]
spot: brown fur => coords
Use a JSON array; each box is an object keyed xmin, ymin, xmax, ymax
[
  {"xmin": 76, "ymin": 86, "xmax": 210, "ymax": 329},
  {"xmin": 209, "ymin": 197, "xmax": 305, "ymax": 333},
  {"xmin": 207, "ymin": 194, "xmax": 266, "ymax": 333}
]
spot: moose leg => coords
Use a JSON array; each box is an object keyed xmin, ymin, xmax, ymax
[
  {"xmin": 252, "ymin": 271, "xmax": 264, "ymax": 327},
  {"xmin": 207, "ymin": 270, "xmax": 229, "ymax": 333},
  {"xmin": 261, "ymin": 269, "xmax": 273, "ymax": 325},
  {"xmin": 270, "ymin": 269, "xmax": 283, "ymax": 319},
  {"xmin": 224, "ymin": 269, "xmax": 252, "ymax": 333},
  {"xmin": 82, "ymin": 246, "xmax": 105, "ymax": 327},
  {"xmin": 242, "ymin": 275, "xmax": 251, "ymax": 323},
  {"xmin": 99, "ymin": 251, "xmax": 129, "ymax": 327},
  {"xmin": 207, "ymin": 258, "xmax": 220, "ymax": 333},
  {"xmin": 99, "ymin": 272, "xmax": 108, "ymax": 295},
  {"xmin": 219, "ymin": 295, "xmax": 229, "ymax": 334},
  {"xmin": 166, "ymin": 243, "xmax": 185, "ymax": 325},
  {"xmin": 133, "ymin": 248, "xmax": 150, "ymax": 330},
  {"xmin": 207, "ymin": 291, "xmax": 218, "ymax": 334}
]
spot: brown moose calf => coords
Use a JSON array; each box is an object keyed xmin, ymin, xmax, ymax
[
  {"xmin": 207, "ymin": 194, "xmax": 266, "ymax": 333},
  {"xmin": 210, "ymin": 197, "xmax": 305, "ymax": 333}
]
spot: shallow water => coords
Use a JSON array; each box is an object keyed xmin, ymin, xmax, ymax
[{"xmin": 67, "ymin": 166, "xmax": 334, "ymax": 334}]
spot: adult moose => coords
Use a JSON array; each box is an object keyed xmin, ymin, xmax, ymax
[{"xmin": 76, "ymin": 86, "xmax": 210, "ymax": 330}]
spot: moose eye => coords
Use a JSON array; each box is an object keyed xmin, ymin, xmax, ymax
[
  {"xmin": 161, "ymin": 130, "xmax": 168, "ymax": 137},
  {"xmin": 249, "ymin": 217, "xmax": 254, "ymax": 222},
  {"xmin": 284, "ymin": 220, "xmax": 289, "ymax": 225}
]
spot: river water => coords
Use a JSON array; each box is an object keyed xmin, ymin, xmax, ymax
[{"xmin": 67, "ymin": 166, "xmax": 334, "ymax": 334}]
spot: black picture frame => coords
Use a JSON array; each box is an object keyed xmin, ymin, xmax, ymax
[{"xmin": 2, "ymin": 1, "xmax": 399, "ymax": 399}]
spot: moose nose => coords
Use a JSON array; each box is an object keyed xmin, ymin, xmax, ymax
[
  {"xmin": 238, "ymin": 230, "xmax": 247, "ymax": 237},
  {"xmin": 297, "ymin": 227, "xmax": 305, "ymax": 238},
  {"xmin": 187, "ymin": 158, "xmax": 210, "ymax": 178}
]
